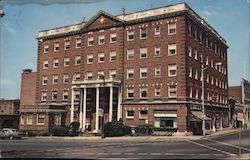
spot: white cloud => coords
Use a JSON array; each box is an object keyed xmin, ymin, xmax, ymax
[
  {"xmin": 0, "ymin": 78, "xmax": 15, "ymax": 85},
  {"xmin": 202, "ymin": 10, "xmax": 217, "ymax": 16}
]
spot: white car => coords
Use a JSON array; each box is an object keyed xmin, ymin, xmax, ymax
[{"xmin": 0, "ymin": 128, "xmax": 26, "ymax": 140}]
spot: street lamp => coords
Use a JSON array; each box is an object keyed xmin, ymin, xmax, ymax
[
  {"xmin": 98, "ymin": 74, "xmax": 105, "ymax": 139},
  {"xmin": 201, "ymin": 62, "xmax": 222, "ymax": 136}
]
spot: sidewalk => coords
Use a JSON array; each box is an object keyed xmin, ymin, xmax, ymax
[{"xmin": 30, "ymin": 127, "xmax": 244, "ymax": 142}]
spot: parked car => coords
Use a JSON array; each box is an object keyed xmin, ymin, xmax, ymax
[{"xmin": 0, "ymin": 128, "xmax": 26, "ymax": 140}]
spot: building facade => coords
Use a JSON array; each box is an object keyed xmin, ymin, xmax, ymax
[
  {"xmin": 0, "ymin": 99, "xmax": 20, "ymax": 129},
  {"xmin": 19, "ymin": 3, "xmax": 229, "ymax": 134}
]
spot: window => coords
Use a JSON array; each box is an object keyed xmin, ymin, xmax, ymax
[
  {"xmin": 110, "ymin": 33, "xmax": 116, "ymax": 43},
  {"xmin": 155, "ymin": 66, "xmax": 161, "ymax": 77},
  {"xmin": 54, "ymin": 43, "xmax": 59, "ymax": 52},
  {"xmin": 98, "ymin": 53, "xmax": 105, "ymax": 63},
  {"xmin": 87, "ymin": 54, "xmax": 93, "ymax": 64},
  {"xmin": 98, "ymin": 35, "xmax": 105, "ymax": 45},
  {"xmin": 74, "ymin": 73, "xmax": 81, "ymax": 80},
  {"xmin": 168, "ymin": 64, "xmax": 177, "ymax": 77},
  {"xmin": 126, "ymin": 110, "xmax": 134, "ymax": 119},
  {"xmin": 20, "ymin": 115, "xmax": 25, "ymax": 125},
  {"xmin": 54, "ymin": 114, "xmax": 61, "ymax": 126},
  {"xmin": 211, "ymin": 76, "xmax": 214, "ymax": 85},
  {"xmin": 140, "ymin": 48, "xmax": 147, "ymax": 59},
  {"xmin": 63, "ymin": 74, "xmax": 69, "ymax": 84},
  {"xmin": 44, "ymin": 45, "xmax": 49, "ymax": 53},
  {"xmin": 140, "ymin": 67, "xmax": 147, "ymax": 79},
  {"xmin": 97, "ymin": 70, "xmax": 104, "ymax": 79},
  {"xmin": 195, "ymin": 89, "xmax": 199, "ymax": 99},
  {"xmin": 127, "ymin": 30, "xmax": 134, "ymax": 41},
  {"xmin": 127, "ymin": 88, "xmax": 134, "ymax": 98},
  {"xmin": 64, "ymin": 40, "xmax": 70, "ymax": 50},
  {"xmin": 127, "ymin": 69, "xmax": 134, "ymax": 79},
  {"xmin": 76, "ymin": 39, "xmax": 81, "ymax": 48},
  {"xmin": 155, "ymin": 87, "xmax": 161, "ymax": 96},
  {"xmin": 52, "ymin": 90, "xmax": 58, "ymax": 101},
  {"xmin": 211, "ymin": 59, "xmax": 214, "ymax": 68},
  {"xmin": 42, "ymin": 76, "xmax": 48, "ymax": 85},
  {"xmin": 41, "ymin": 91, "xmax": 47, "ymax": 101},
  {"xmin": 139, "ymin": 110, "xmax": 148, "ymax": 119},
  {"xmin": 52, "ymin": 75, "xmax": 58, "ymax": 84},
  {"xmin": 88, "ymin": 37, "xmax": 94, "ymax": 46},
  {"xmin": 109, "ymin": 70, "xmax": 116, "ymax": 78},
  {"xmin": 75, "ymin": 91, "xmax": 80, "ymax": 100},
  {"xmin": 206, "ymin": 56, "xmax": 209, "ymax": 65},
  {"xmin": 75, "ymin": 56, "xmax": 81, "ymax": 65},
  {"xmin": 140, "ymin": 87, "xmax": 147, "ymax": 98},
  {"xmin": 207, "ymin": 74, "xmax": 209, "ymax": 83},
  {"xmin": 127, "ymin": 49, "xmax": 134, "ymax": 60},
  {"xmin": 37, "ymin": 113, "xmax": 45, "ymax": 125},
  {"xmin": 27, "ymin": 113, "xmax": 33, "ymax": 125},
  {"xmin": 155, "ymin": 47, "xmax": 160, "ymax": 57},
  {"xmin": 110, "ymin": 51, "xmax": 116, "ymax": 62},
  {"xmin": 200, "ymin": 54, "xmax": 203, "ymax": 63},
  {"xmin": 63, "ymin": 91, "xmax": 69, "ymax": 101},
  {"xmin": 188, "ymin": 46, "xmax": 192, "ymax": 57},
  {"xmin": 188, "ymin": 23, "xmax": 192, "ymax": 35},
  {"xmin": 53, "ymin": 59, "xmax": 59, "ymax": 68},
  {"xmin": 168, "ymin": 44, "xmax": 176, "ymax": 55},
  {"xmin": 195, "ymin": 69, "xmax": 198, "ymax": 80},
  {"xmin": 194, "ymin": 49, "xmax": 198, "ymax": 60},
  {"xmin": 43, "ymin": 60, "xmax": 48, "ymax": 69},
  {"xmin": 140, "ymin": 28, "xmax": 147, "ymax": 39},
  {"xmin": 86, "ymin": 72, "xmax": 93, "ymax": 80},
  {"xmin": 64, "ymin": 58, "xmax": 70, "ymax": 67},
  {"xmin": 189, "ymin": 87, "xmax": 192, "ymax": 98},
  {"xmin": 169, "ymin": 85, "xmax": 177, "ymax": 97},
  {"xmin": 168, "ymin": 23, "xmax": 176, "ymax": 34},
  {"xmin": 189, "ymin": 67, "xmax": 192, "ymax": 78},
  {"xmin": 155, "ymin": 25, "xmax": 160, "ymax": 35}
]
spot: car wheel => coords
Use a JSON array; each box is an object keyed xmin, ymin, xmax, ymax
[{"xmin": 9, "ymin": 136, "xmax": 14, "ymax": 140}]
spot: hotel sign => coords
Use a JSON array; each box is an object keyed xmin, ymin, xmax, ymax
[{"xmin": 190, "ymin": 104, "xmax": 202, "ymax": 110}]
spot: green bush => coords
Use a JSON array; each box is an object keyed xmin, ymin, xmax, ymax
[
  {"xmin": 51, "ymin": 126, "xmax": 69, "ymax": 136},
  {"xmin": 104, "ymin": 120, "xmax": 131, "ymax": 137},
  {"xmin": 135, "ymin": 124, "xmax": 153, "ymax": 135},
  {"xmin": 38, "ymin": 130, "xmax": 50, "ymax": 136},
  {"xmin": 26, "ymin": 131, "xmax": 38, "ymax": 137}
]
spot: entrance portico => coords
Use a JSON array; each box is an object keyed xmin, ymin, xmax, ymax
[{"xmin": 70, "ymin": 77, "xmax": 122, "ymax": 133}]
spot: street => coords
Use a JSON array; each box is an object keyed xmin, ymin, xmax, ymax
[{"xmin": 1, "ymin": 130, "xmax": 249, "ymax": 159}]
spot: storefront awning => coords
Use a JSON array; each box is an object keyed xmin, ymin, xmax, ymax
[{"xmin": 190, "ymin": 111, "xmax": 211, "ymax": 121}]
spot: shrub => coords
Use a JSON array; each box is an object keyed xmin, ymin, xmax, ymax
[
  {"xmin": 38, "ymin": 130, "xmax": 50, "ymax": 136},
  {"xmin": 135, "ymin": 124, "xmax": 153, "ymax": 135},
  {"xmin": 104, "ymin": 120, "xmax": 131, "ymax": 137},
  {"xmin": 68, "ymin": 121, "xmax": 80, "ymax": 136},
  {"xmin": 26, "ymin": 131, "xmax": 38, "ymax": 137},
  {"xmin": 51, "ymin": 126, "xmax": 69, "ymax": 136}
]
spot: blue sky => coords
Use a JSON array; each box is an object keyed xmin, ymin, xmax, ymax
[{"xmin": 0, "ymin": 0, "xmax": 249, "ymax": 99}]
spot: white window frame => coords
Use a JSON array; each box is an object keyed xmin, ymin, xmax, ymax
[
  {"xmin": 168, "ymin": 44, "xmax": 177, "ymax": 56},
  {"xmin": 54, "ymin": 43, "xmax": 59, "ymax": 52},
  {"xmin": 139, "ymin": 110, "xmax": 148, "ymax": 119},
  {"xmin": 155, "ymin": 66, "xmax": 161, "ymax": 77},
  {"xmin": 168, "ymin": 85, "xmax": 177, "ymax": 97},
  {"xmin": 168, "ymin": 64, "xmax": 177, "ymax": 77},
  {"xmin": 110, "ymin": 33, "xmax": 116, "ymax": 43},
  {"xmin": 140, "ymin": 28, "xmax": 147, "ymax": 39},
  {"xmin": 52, "ymin": 90, "xmax": 58, "ymax": 101},
  {"xmin": 127, "ymin": 30, "xmax": 134, "ymax": 41},
  {"xmin": 168, "ymin": 23, "xmax": 176, "ymax": 35},
  {"xmin": 195, "ymin": 69, "xmax": 198, "ymax": 80},
  {"xmin": 42, "ymin": 75, "xmax": 48, "ymax": 85},
  {"xmin": 127, "ymin": 69, "xmax": 134, "ymax": 79},
  {"xmin": 140, "ymin": 48, "xmax": 147, "ymax": 59},
  {"xmin": 155, "ymin": 25, "xmax": 160, "ymax": 35},
  {"xmin": 52, "ymin": 75, "xmax": 58, "ymax": 85},
  {"xmin": 53, "ymin": 59, "xmax": 59, "ymax": 68},
  {"xmin": 110, "ymin": 51, "xmax": 116, "ymax": 62},
  {"xmin": 194, "ymin": 49, "xmax": 198, "ymax": 60},
  {"xmin": 36, "ymin": 113, "xmax": 45, "ymax": 125},
  {"xmin": 98, "ymin": 35, "xmax": 105, "ymax": 45},
  {"xmin": 98, "ymin": 53, "xmax": 105, "ymax": 63},
  {"xmin": 64, "ymin": 40, "xmax": 70, "ymax": 50},
  {"xmin": 63, "ymin": 74, "xmax": 69, "ymax": 84},
  {"xmin": 88, "ymin": 37, "xmax": 94, "ymax": 46},
  {"xmin": 188, "ymin": 46, "xmax": 192, "ymax": 57},
  {"xmin": 27, "ymin": 113, "xmax": 33, "ymax": 125},
  {"xmin": 189, "ymin": 67, "xmax": 192, "ymax": 78},
  {"xmin": 154, "ymin": 47, "xmax": 161, "ymax": 57},
  {"xmin": 63, "ymin": 91, "xmax": 69, "ymax": 101},
  {"xmin": 20, "ymin": 114, "xmax": 25, "ymax": 125},
  {"xmin": 127, "ymin": 49, "xmax": 134, "ymax": 60},
  {"xmin": 74, "ymin": 73, "xmax": 81, "ymax": 80},
  {"xmin": 41, "ymin": 91, "xmax": 47, "ymax": 101},
  {"xmin": 126, "ymin": 110, "xmax": 134, "ymax": 119},
  {"xmin": 140, "ymin": 67, "xmax": 147, "ymax": 79},
  {"xmin": 43, "ymin": 60, "xmax": 48, "ymax": 69},
  {"xmin": 74, "ymin": 56, "xmax": 81, "ymax": 65},
  {"xmin": 44, "ymin": 45, "xmax": 49, "ymax": 53},
  {"xmin": 64, "ymin": 58, "xmax": 70, "ymax": 67},
  {"xmin": 86, "ymin": 72, "xmax": 93, "ymax": 80},
  {"xmin": 76, "ymin": 39, "xmax": 81, "ymax": 48},
  {"xmin": 109, "ymin": 69, "xmax": 116, "ymax": 78},
  {"xmin": 189, "ymin": 87, "xmax": 193, "ymax": 98},
  {"xmin": 140, "ymin": 87, "xmax": 147, "ymax": 98},
  {"xmin": 155, "ymin": 87, "xmax": 161, "ymax": 96},
  {"xmin": 97, "ymin": 70, "xmax": 104, "ymax": 79},
  {"xmin": 87, "ymin": 54, "xmax": 93, "ymax": 64},
  {"xmin": 127, "ymin": 88, "xmax": 134, "ymax": 99}
]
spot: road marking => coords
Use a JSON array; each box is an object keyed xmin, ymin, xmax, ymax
[
  {"xmin": 85, "ymin": 153, "xmax": 94, "ymax": 155},
  {"xmin": 186, "ymin": 140, "xmax": 236, "ymax": 156},
  {"xmin": 150, "ymin": 153, "xmax": 162, "ymax": 155},
  {"xmin": 112, "ymin": 153, "xmax": 122, "ymax": 155},
  {"xmin": 206, "ymin": 139, "xmax": 250, "ymax": 151},
  {"xmin": 137, "ymin": 153, "xmax": 148, "ymax": 155},
  {"xmin": 98, "ymin": 152, "xmax": 108, "ymax": 155},
  {"xmin": 55, "ymin": 148, "xmax": 64, "ymax": 151},
  {"xmin": 124, "ymin": 153, "xmax": 134, "ymax": 155},
  {"xmin": 71, "ymin": 152, "xmax": 81, "ymax": 155}
]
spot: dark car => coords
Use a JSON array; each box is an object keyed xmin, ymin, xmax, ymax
[{"xmin": 0, "ymin": 128, "xmax": 26, "ymax": 140}]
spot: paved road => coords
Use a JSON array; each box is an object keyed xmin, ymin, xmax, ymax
[{"xmin": 1, "ymin": 129, "xmax": 249, "ymax": 159}]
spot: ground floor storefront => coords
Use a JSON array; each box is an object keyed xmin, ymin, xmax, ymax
[{"xmin": 0, "ymin": 115, "xmax": 19, "ymax": 130}]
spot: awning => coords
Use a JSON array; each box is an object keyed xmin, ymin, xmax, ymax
[{"xmin": 190, "ymin": 111, "xmax": 211, "ymax": 121}]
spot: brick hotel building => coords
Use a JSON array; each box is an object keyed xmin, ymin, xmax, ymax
[{"xmin": 19, "ymin": 3, "xmax": 229, "ymax": 134}]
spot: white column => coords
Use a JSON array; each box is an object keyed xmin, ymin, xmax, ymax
[
  {"xmin": 70, "ymin": 88, "xmax": 75, "ymax": 122},
  {"xmin": 95, "ymin": 87, "xmax": 100, "ymax": 132},
  {"xmin": 117, "ymin": 86, "xmax": 122, "ymax": 120},
  {"xmin": 79, "ymin": 89, "xmax": 83, "ymax": 130},
  {"xmin": 109, "ymin": 86, "xmax": 113, "ymax": 122},
  {"xmin": 82, "ymin": 87, "xmax": 87, "ymax": 132},
  {"xmin": 212, "ymin": 116, "xmax": 216, "ymax": 132},
  {"xmin": 220, "ymin": 113, "xmax": 223, "ymax": 130}
]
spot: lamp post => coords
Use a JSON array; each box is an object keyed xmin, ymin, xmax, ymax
[
  {"xmin": 98, "ymin": 74, "xmax": 105, "ymax": 139},
  {"xmin": 201, "ymin": 62, "xmax": 221, "ymax": 136}
]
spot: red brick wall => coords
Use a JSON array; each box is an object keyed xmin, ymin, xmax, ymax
[
  {"xmin": 20, "ymin": 72, "xmax": 36, "ymax": 106},
  {"xmin": 229, "ymin": 86, "xmax": 242, "ymax": 103}
]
